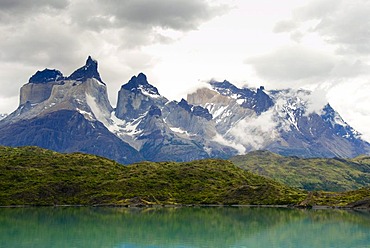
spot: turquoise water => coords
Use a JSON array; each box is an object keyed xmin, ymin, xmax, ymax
[{"xmin": 0, "ymin": 207, "xmax": 369, "ymax": 247}]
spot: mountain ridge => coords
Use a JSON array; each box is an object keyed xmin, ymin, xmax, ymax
[{"xmin": 0, "ymin": 56, "xmax": 369, "ymax": 163}]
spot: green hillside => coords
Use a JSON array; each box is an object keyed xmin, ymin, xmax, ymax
[
  {"xmin": 299, "ymin": 187, "xmax": 370, "ymax": 208},
  {"xmin": 231, "ymin": 150, "xmax": 370, "ymax": 191},
  {"xmin": 0, "ymin": 146, "xmax": 306, "ymax": 206}
]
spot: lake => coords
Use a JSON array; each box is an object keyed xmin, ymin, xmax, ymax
[{"xmin": 0, "ymin": 207, "xmax": 369, "ymax": 247}]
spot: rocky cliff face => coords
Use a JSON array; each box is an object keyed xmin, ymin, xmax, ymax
[
  {"xmin": 0, "ymin": 57, "xmax": 369, "ymax": 163},
  {"xmin": 4, "ymin": 57, "xmax": 113, "ymax": 125},
  {"xmin": 0, "ymin": 57, "xmax": 139, "ymax": 164}
]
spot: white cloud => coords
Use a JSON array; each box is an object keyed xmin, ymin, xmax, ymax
[
  {"xmin": 278, "ymin": 0, "xmax": 370, "ymax": 54},
  {"xmin": 302, "ymin": 84, "xmax": 330, "ymax": 115},
  {"xmin": 212, "ymin": 133, "xmax": 245, "ymax": 154},
  {"xmin": 228, "ymin": 109, "xmax": 279, "ymax": 150},
  {"xmin": 246, "ymin": 45, "xmax": 336, "ymax": 83},
  {"xmin": 0, "ymin": 96, "xmax": 18, "ymax": 114},
  {"xmin": 327, "ymin": 79, "xmax": 370, "ymax": 142}
]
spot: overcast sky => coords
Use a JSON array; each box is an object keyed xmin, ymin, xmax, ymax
[{"xmin": 1, "ymin": 0, "xmax": 370, "ymax": 141}]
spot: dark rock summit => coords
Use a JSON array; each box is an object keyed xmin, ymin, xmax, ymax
[
  {"xmin": 29, "ymin": 69, "xmax": 64, "ymax": 84},
  {"xmin": 122, "ymin": 72, "xmax": 160, "ymax": 95},
  {"xmin": 115, "ymin": 73, "xmax": 166, "ymax": 120},
  {"xmin": 68, "ymin": 56, "xmax": 103, "ymax": 83}
]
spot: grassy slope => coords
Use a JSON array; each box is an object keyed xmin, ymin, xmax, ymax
[
  {"xmin": 297, "ymin": 187, "xmax": 370, "ymax": 207},
  {"xmin": 231, "ymin": 150, "xmax": 370, "ymax": 192},
  {"xmin": 0, "ymin": 146, "xmax": 306, "ymax": 206}
]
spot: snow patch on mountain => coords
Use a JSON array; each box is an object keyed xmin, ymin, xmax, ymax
[
  {"xmin": 76, "ymin": 108, "xmax": 94, "ymax": 121},
  {"xmin": 121, "ymin": 118, "xmax": 143, "ymax": 137},
  {"xmin": 269, "ymin": 89, "xmax": 310, "ymax": 132},
  {"xmin": 137, "ymin": 85, "xmax": 161, "ymax": 99},
  {"xmin": 86, "ymin": 93, "xmax": 111, "ymax": 127},
  {"xmin": 169, "ymin": 126, "xmax": 190, "ymax": 136}
]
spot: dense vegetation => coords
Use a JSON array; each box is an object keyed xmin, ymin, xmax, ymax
[
  {"xmin": 1, "ymin": 146, "xmax": 369, "ymax": 208},
  {"xmin": 231, "ymin": 150, "xmax": 370, "ymax": 191},
  {"xmin": 299, "ymin": 187, "xmax": 370, "ymax": 208},
  {"xmin": 0, "ymin": 146, "xmax": 306, "ymax": 206}
]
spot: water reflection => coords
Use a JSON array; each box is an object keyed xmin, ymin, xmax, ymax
[{"xmin": 0, "ymin": 207, "xmax": 369, "ymax": 248}]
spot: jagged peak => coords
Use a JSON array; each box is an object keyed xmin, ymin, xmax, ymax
[
  {"xmin": 121, "ymin": 73, "xmax": 160, "ymax": 97},
  {"xmin": 29, "ymin": 69, "xmax": 64, "ymax": 84},
  {"xmin": 210, "ymin": 80, "xmax": 254, "ymax": 95},
  {"xmin": 68, "ymin": 56, "xmax": 104, "ymax": 84},
  {"xmin": 210, "ymin": 80, "xmax": 236, "ymax": 90},
  {"xmin": 124, "ymin": 73, "xmax": 149, "ymax": 88},
  {"xmin": 178, "ymin": 98, "xmax": 192, "ymax": 112},
  {"xmin": 86, "ymin": 55, "xmax": 97, "ymax": 66}
]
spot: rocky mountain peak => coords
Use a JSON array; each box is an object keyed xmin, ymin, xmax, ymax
[
  {"xmin": 121, "ymin": 73, "xmax": 160, "ymax": 96},
  {"xmin": 115, "ymin": 73, "xmax": 166, "ymax": 120},
  {"xmin": 210, "ymin": 80, "xmax": 240, "ymax": 95},
  {"xmin": 178, "ymin": 98, "xmax": 192, "ymax": 112},
  {"xmin": 68, "ymin": 56, "xmax": 103, "ymax": 84},
  {"xmin": 29, "ymin": 69, "xmax": 64, "ymax": 84},
  {"xmin": 321, "ymin": 104, "xmax": 360, "ymax": 141},
  {"xmin": 210, "ymin": 80, "xmax": 273, "ymax": 114}
]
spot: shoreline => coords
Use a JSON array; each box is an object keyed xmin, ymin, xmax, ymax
[{"xmin": 1, "ymin": 204, "xmax": 369, "ymax": 210}]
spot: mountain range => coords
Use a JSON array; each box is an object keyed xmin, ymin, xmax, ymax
[{"xmin": 0, "ymin": 56, "xmax": 369, "ymax": 164}]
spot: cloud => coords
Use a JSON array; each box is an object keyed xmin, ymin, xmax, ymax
[
  {"xmin": 293, "ymin": 0, "xmax": 340, "ymax": 20},
  {"xmin": 0, "ymin": 0, "xmax": 70, "ymax": 23},
  {"xmin": 246, "ymin": 46, "xmax": 335, "ymax": 83},
  {"xmin": 0, "ymin": 0, "xmax": 68, "ymax": 10},
  {"xmin": 328, "ymin": 79, "xmax": 370, "ymax": 142},
  {"xmin": 247, "ymin": 43, "xmax": 370, "ymax": 88},
  {"xmin": 212, "ymin": 133, "xmax": 245, "ymax": 154},
  {"xmin": 277, "ymin": 0, "xmax": 370, "ymax": 54},
  {"xmin": 299, "ymin": 85, "xmax": 330, "ymax": 116},
  {"xmin": 0, "ymin": 15, "xmax": 81, "ymax": 67},
  {"xmin": 68, "ymin": 0, "xmax": 228, "ymax": 48},
  {"xmin": 0, "ymin": 0, "xmax": 228, "ymax": 65},
  {"xmin": 228, "ymin": 109, "xmax": 279, "ymax": 150},
  {"xmin": 105, "ymin": 0, "xmax": 226, "ymax": 31},
  {"xmin": 0, "ymin": 96, "xmax": 18, "ymax": 113},
  {"xmin": 68, "ymin": 1, "xmax": 227, "ymax": 33},
  {"xmin": 273, "ymin": 20, "xmax": 297, "ymax": 33}
]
